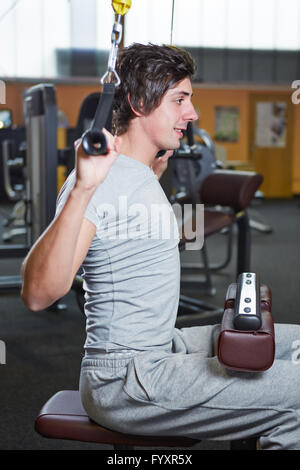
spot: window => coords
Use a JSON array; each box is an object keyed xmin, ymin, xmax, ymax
[
  {"xmin": 0, "ymin": 0, "xmax": 299, "ymax": 79},
  {"xmin": 125, "ymin": 0, "xmax": 300, "ymax": 51},
  {"xmin": 125, "ymin": 0, "xmax": 174, "ymax": 46},
  {"xmin": 0, "ymin": 0, "xmax": 70, "ymax": 78}
]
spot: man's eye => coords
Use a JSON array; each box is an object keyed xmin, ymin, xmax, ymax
[{"xmin": 176, "ymin": 98, "xmax": 184, "ymax": 104}]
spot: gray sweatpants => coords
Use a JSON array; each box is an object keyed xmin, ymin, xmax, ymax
[{"xmin": 79, "ymin": 323, "xmax": 300, "ymax": 450}]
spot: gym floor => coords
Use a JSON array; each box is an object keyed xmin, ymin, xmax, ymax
[{"xmin": 0, "ymin": 197, "xmax": 299, "ymax": 450}]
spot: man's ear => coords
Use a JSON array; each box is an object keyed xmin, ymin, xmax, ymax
[{"xmin": 127, "ymin": 93, "xmax": 144, "ymax": 117}]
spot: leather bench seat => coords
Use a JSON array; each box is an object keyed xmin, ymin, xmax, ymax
[{"xmin": 35, "ymin": 390, "xmax": 200, "ymax": 448}]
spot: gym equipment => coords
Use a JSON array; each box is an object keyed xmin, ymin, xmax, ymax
[
  {"xmin": 23, "ymin": 84, "xmax": 58, "ymax": 244},
  {"xmin": 175, "ymin": 170, "xmax": 263, "ymax": 327},
  {"xmin": 81, "ymin": 83, "xmax": 114, "ymax": 155},
  {"xmin": 200, "ymin": 170, "xmax": 263, "ymax": 276},
  {"xmin": 1, "ymin": 139, "xmax": 27, "ymax": 242},
  {"xmin": 73, "ymin": 92, "xmax": 101, "ymax": 143},
  {"xmin": 21, "ymin": 83, "xmax": 67, "ymax": 309},
  {"xmin": 170, "ymin": 123, "xmax": 233, "ymax": 281},
  {"xmin": 0, "ymin": 124, "xmax": 25, "ymax": 202},
  {"xmin": 218, "ymin": 274, "xmax": 275, "ymax": 372},
  {"xmin": 35, "ymin": 390, "xmax": 200, "ymax": 449},
  {"xmin": 169, "ymin": 123, "xmax": 256, "ymax": 297},
  {"xmin": 170, "ymin": 124, "xmax": 232, "ymax": 296},
  {"xmin": 233, "ymin": 272, "xmax": 261, "ymax": 331},
  {"xmin": 1, "ymin": 140, "xmax": 25, "ymax": 202},
  {"xmin": 34, "ymin": 390, "xmax": 257, "ymax": 450},
  {"xmin": 111, "ymin": 0, "xmax": 131, "ymax": 17},
  {"xmin": 0, "ymin": 84, "xmax": 59, "ymax": 293},
  {"xmin": 0, "ymin": 126, "xmax": 28, "ymax": 291},
  {"xmin": 171, "ymin": 123, "xmax": 218, "ymax": 204},
  {"xmin": 81, "ymin": 1, "xmax": 131, "ymax": 156},
  {"xmin": 171, "ymin": 124, "xmax": 273, "ymax": 308}
]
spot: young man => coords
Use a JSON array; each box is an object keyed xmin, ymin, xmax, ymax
[{"xmin": 21, "ymin": 44, "xmax": 300, "ymax": 450}]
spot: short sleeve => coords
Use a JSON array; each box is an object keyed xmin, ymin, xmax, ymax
[{"xmin": 55, "ymin": 169, "xmax": 98, "ymax": 229}]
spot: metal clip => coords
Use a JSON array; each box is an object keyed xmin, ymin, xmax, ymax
[
  {"xmin": 100, "ymin": 69, "xmax": 121, "ymax": 86},
  {"xmin": 100, "ymin": 15, "xmax": 122, "ymax": 86},
  {"xmin": 111, "ymin": 17, "xmax": 122, "ymax": 46}
]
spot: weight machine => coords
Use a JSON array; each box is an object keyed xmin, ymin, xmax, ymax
[{"xmin": 0, "ymin": 84, "xmax": 58, "ymax": 294}]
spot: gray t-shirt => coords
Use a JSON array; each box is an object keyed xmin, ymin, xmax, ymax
[{"xmin": 56, "ymin": 154, "xmax": 180, "ymax": 353}]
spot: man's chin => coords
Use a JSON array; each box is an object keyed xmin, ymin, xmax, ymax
[{"xmin": 167, "ymin": 141, "xmax": 181, "ymax": 151}]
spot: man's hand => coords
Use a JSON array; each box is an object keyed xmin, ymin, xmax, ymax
[
  {"xmin": 74, "ymin": 129, "xmax": 122, "ymax": 192},
  {"xmin": 151, "ymin": 150, "xmax": 174, "ymax": 180}
]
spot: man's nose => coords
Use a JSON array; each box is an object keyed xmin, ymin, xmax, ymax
[{"xmin": 184, "ymin": 102, "xmax": 198, "ymax": 122}]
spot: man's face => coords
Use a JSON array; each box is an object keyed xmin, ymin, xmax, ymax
[{"xmin": 140, "ymin": 77, "xmax": 198, "ymax": 152}]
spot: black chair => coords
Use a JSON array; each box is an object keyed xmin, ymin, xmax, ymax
[{"xmin": 176, "ymin": 169, "xmax": 263, "ymax": 327}]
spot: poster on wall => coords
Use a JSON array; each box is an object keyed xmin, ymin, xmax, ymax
[
  {"xmin": 255, "ymin": 102, "xmax": 287, "ymax": 147},
  {"xmin": 214, "ymin": 106, "xmax": 240, "ymax": 142}
]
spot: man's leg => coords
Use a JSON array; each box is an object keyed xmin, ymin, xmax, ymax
[
  {"xmin": 171, "ymin": 323, "xmax": 300, "ymax": 449},
  {"xmin": 80, "ymin": 324, "xmax": 300, "ymax": 450}
]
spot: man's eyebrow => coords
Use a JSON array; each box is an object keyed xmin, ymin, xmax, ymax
[{"xmin": 169, "ymin": 90, "xmax": 193, "ymax": 97}]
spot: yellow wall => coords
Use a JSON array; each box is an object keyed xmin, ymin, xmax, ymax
[
  {"xmin": 192, "ymin": 87, "xmax": 249, "ymax": 162},
  {"xmin": 192, "ymin": 85, "xmax": 300, "ymax": 194},
  {"xmin": 2, "ymin": 80, "xmax": 300, "ymax": 194},
  {"xmin": 4, "ymin": 81, "xmax": 100, "ymax": 127}
]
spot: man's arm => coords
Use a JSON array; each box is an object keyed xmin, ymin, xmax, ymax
[
  {"xmin": 21, "ymin": 187, "xmax": 96, "ymax": 311},
  {"xmin": 21, "ymin": 132, "xmax": 122, "ymax": 311}
]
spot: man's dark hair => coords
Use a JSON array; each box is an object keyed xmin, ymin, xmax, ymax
[{"xmin": 112, "ymin": 43, "xmax": 195, "ymax": 135}]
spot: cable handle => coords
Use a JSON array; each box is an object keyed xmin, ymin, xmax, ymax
[
  {"xmin": 81, "ymin": 1, "xmax": 131, "ymax": 156},
  {"xmin": 81, "ymin": 83, "xmax": 115, "ymax": 156}
]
